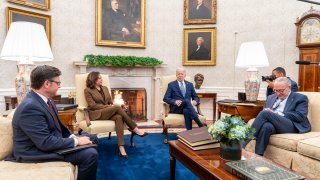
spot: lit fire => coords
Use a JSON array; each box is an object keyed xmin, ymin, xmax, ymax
[{"xmin": 113, "ymin": 90, "xmax": 124, "ymax": 105}]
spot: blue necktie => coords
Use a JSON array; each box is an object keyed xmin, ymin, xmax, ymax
[{"xmin": 180, "ymin": 82, "xmax": 186, "ymax": 97}]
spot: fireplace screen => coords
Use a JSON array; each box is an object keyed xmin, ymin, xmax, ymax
[{"xmin": 111, "ymin": 88, "xmax": 147, "ymax": 121}]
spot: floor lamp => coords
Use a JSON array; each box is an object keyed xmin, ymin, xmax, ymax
[
  {"xmin": 235, "ymin": 41, "xmax": 269, "ymax": 102},
  {"xmin": 0, "ymin": 22, "xmax": 53, "ymax": 104}
]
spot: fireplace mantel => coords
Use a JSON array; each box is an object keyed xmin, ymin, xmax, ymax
[{"xmin": 74, "ymin": 61, "xmax": 166, "ymax": 120}]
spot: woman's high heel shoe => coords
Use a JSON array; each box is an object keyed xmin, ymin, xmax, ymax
[
  {"xmin": 133, "ymin": 131, "xmax": 149, "ymax": 137},
  {"xmin": 119, "ymin": 152, "xmax": 128, "ymax": 159}
]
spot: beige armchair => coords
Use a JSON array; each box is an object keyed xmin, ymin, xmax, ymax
[
  {"xmin": 161, "ymin": 75, "xmax": 206, "ymax": 143},
  {"xmin": 75, "ymin": 74, "xmax": 135, "ymax": 147}
]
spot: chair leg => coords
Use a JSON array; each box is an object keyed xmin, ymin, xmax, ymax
[
  {"xmin": 108, "ymin": 132, "xmax": 111, "ymax": 140},
  {"xmin": 130, "ymin": 132, "xmax": 136, "ymax": 148},
  {"xmin": 163, "ymin": 124, "xmax": 169, "ymax": 144},
  {"xmin": 162, "ymin": 120, "xmax": 165, "ymax": 134},
  {"xmin": 78, "ymin": 128, "xmax": 83, "ymax": 135}
]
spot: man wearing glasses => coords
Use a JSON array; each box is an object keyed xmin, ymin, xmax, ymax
[
  {"xmin": 243, "ymin": 77, "xmax": 311, "ymax": 156},
  {"xmin": 12, "ymin": 65, "xmax": 98, "ymax": 180}
]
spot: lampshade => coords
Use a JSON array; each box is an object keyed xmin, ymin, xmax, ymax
[
  {"xmin": 0, "ymin": 21, "xmax": 53, "ymax": 62},
  {"xmin": 235, "ymin": 41, "xmax": 269, "ymax": 68}
]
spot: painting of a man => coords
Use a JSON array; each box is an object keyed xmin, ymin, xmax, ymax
[
  {"xmin": 188, "ymin": 36, "xmax": 210, "ymax": 60},
  {"xmin": 104, "ymin": 0, "xmax": 140, "ymax": 42},
  {"xmin": 189, "ymin": 0, "xmax": 211, "ymax": 19}
]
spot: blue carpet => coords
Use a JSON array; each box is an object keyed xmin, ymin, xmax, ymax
[{"xmin": 96, "ymin": 133, "xmax": 198, "ymax": 180}]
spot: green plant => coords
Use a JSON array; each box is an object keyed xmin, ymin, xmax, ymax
[
  {"xmin": 208, "ymin": 116, "xmax": 255, "ymax": 144},
  {"xmin": 84, "ymin": 54, "xmax": 163, "ymax": 67}
]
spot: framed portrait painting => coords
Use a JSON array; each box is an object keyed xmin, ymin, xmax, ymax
[
  {"xmin": 8, "ymin": 0, "xmax": 50, "ymax": 10},
  {"xmin": 184, "ymin": 0, "xmax": 216, "ymax": 24},
  {"xmin": 96, "ymin": 0, "xmax": 146, "ymax": 48},
  {"xmin": 183, "ymin": 28, "xmax": 216, "ymax": 66},
  {"xmin": 6, "ymin": 7, "xmax": 52, "ymax": 44}
]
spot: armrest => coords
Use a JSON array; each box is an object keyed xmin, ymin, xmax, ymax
[{"xmin": 77, "ymin": 106, "xmax": 91, "ymax": 127}]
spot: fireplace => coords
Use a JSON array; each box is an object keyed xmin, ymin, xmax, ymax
[{"xmin": 111, "ymin": 88, "xmax": 147, "ymax": 121}]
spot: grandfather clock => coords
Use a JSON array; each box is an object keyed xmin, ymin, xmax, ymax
[{"xmin": 295, "ymin": 8, "xmax": 320, "ymax": 92}]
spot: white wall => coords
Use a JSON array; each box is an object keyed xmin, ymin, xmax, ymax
[{"xmin": 0, "ymin": 0, "xmax": 316, "ymax": 114}]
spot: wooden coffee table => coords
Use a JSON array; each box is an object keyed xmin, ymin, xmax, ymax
[{"xmin": 169, "ymin": 140, "xmax": 258, "ymax": 180}]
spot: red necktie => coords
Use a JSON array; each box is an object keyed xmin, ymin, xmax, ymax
[{"xmin": 47, "ymin": 99, "xmax": 61, "ymax": 131}]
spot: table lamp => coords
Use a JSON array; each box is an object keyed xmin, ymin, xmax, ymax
[
  {"xmin": 0, "ymin": 22, "xmax": 53, "ymax": 103},
  {"xmin": 235, "ymin": 41, "xmax": 269, "ymax": 102}
]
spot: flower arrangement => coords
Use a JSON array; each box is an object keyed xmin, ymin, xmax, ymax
[{"xmin": 208, "ymin": 116, "xmax": 255, "ymax": 144}]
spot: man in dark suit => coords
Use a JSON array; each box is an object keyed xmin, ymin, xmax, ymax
[
  {"xmin": 247, "ymin": 77, "xmax": 311, "ymax": 156},
  {"xmin": 188, "ymin": 37, "xmax": 210, "ymax": 60},
  {"xmin": 265, "ymin": 67, "xmax": 298, "ymax": 97},
  {"xmin": 163, "ymin": 68, "xmax": 204, "ymax": 130},
  {"xmin": 105, "ymin": 0, "xmax": 140, "ymax": 42},
  {"xmin": 189, "ymin": 0, "xmax": 211, "ymax": 19},
  {"xmin": 12, "ymin": 65, "xmax": 98, "ymax": 180}
]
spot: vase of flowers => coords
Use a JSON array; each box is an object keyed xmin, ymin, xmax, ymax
[{"xmin": 208, "ymin": 116, "xmax": 255, "ymax": 161}]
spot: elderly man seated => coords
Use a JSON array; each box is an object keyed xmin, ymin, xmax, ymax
[{"xmin": 243, "ymin": 77, "xmax": 311, "ymax": 156}]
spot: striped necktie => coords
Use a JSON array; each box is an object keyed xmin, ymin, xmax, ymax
[{"xmin": 272, "ymin": 99, "xmax": 283, "ymax": 111}]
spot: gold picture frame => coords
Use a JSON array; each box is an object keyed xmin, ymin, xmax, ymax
[
  {"xmin": 183, "ymin": 28, "xmax": 216, "ymax": 66},
  {"xmin": 184, "ymin": 0, "xmax": 216, "ymax": 24},
  {"xmin": 6, "ymin": 7, "xmax": 52, "ymax": 44},
  {"xmin": 96, "ymin": 0, "xmax": 146, "ymax": 48},
  {"xmin": 8, "ymin": 0, "xmax": 50, "ymax": 10}
]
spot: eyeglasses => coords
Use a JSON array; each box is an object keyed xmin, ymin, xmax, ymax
[
  {"xmin": 273, "ymin": 87, "xmax": 287, "ymax": 93},
  {"xmin": 49, "ymin": 80, "xmax": 61, "ymax": 86}
]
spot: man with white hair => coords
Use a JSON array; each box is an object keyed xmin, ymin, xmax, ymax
[
  {"xmin": 189, "ymin": 0, "xmax": 210, "ymax": 19},
  {"xmin": 163, "ymin": 68, "xmax": 204, "ymax": 130},
  {"xmin": 244, "ymin": 77, "xmax": 311, "ymax": 156},
  {"xmin": 188, "ymin": 36, "xmax": 210, "ymax": 60},
  {"xmin": 105, "ymin": 0, "xmax": 140, "ymax": 42}
]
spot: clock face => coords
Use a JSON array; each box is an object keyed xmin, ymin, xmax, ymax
[{"xmin": 300, "ymin": 18, "xmax": 320, "ymax": 44}]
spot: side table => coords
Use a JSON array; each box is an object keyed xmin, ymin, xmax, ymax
[
  {"xmin": 4, "ymin": 95, "xmax": 62, "ymax": 110},
  {"xmin": 196, "ymin": 91, "xmax": 217, "ymax": 120},
  {"xmin": 58, "ymin": 108, "xmax": 77, "ymax": 133},
  {"xmin": 217, "ymin": 100, "xmax": 264, "ymax": 122}
]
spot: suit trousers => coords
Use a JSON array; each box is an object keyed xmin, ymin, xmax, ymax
[
  {"xmin": 251, "ymin": 110, "xmax": 298, "ymax": 155},
  {"xmin": 99, "ymin": 105, "xmax": 137, "ymax": 146},
  {"xmin": 64, "ymin": 147, "xmax": 98, "ymax": 180},
  {"xmin": 181, "ymin": 100, "xmax": 203, "ymax": 130}
]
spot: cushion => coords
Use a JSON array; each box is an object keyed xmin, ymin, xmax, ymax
[
  {"xmin": 0, "ymin": 117, "xmax": 13, "ymax": 160},
  {"xmin": 79, "ymin": 120, "xmax": 116, "ymax": 134},
  {"xmin": 292, "ymin": 153, "xmax": 320, "ymax": 179},
  {"xmin": 297, "ymin": 136, "xmax": 320, "ymax": 160},
  {"xmin": 269, "ymin": 132, "xmax": 320, "ymax": 151},
  {"xmin": 163, "ymin": 114, "xmax": 206, "ymax": 126},
  {"xmin": 298, "ymin": 92, "xmax": 320, "ymax": 131},
  {"xmin": 0, "ymin": 161, "xmax": 75, "ymax": 180}
]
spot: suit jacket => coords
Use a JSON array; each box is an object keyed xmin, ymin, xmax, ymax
[
  {"xmin": 12, "ymin": 91, "xmax": 74, "ymax": 162},
  {"xmin": 264, "ymin": 92, "xmax": 311, "ymax": 133},
  {"xmin": 266, "ymin": 77, "xmax": 298, "ymax": 97},
  {"xmin": 163, "ymin": 80, "xmax": 199, "ymax": 114},
  {"xmin": 188, "ymin": 46, "xmax": 210, "ymax": 60},
  {"xmin": 189, "ymin": 4, "xmax": 210, "ymax": 19},
  {"xmin": 84, "ymin": 86, "xmax": 113, "ymax": 121}
]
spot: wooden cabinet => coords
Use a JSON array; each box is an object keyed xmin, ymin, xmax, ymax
[{"xmin": 298, "ymin": 48, "xmax": 320, "ymax": 91}]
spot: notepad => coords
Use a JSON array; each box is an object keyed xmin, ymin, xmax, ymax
[{"xmin": 55, "ymin": 144, "xmax": 98, "ymax": 155}]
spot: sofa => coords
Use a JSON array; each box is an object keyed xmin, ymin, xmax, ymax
[
  {"xmin": 0, "ymin": 112, "xmax": 76, "ymax": 180},
  {"xmin": 245, "ymin": 92, "xmax": 320, "ymax": 178}
]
